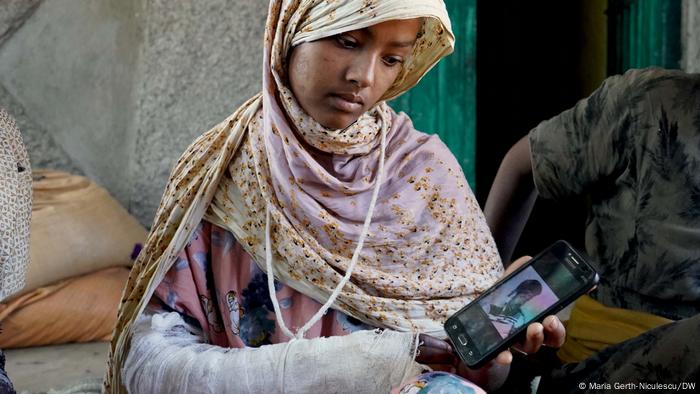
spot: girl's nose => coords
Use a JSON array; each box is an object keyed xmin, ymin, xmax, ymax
[{"xmin": 346, "ymin": 53, "xmax": 377, "ymax": 88}]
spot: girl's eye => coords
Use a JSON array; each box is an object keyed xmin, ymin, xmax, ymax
[
  {"xmin": 383, "ymin": 56, "xmax": 404, "ymax": 67},
  {"xmin": 336, "ymin": 35, "xmax": 357, "ymax": 49}
]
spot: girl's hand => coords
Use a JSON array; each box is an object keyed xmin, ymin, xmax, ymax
[
  {"xmin": 500, "ymin": 255, "xmax": 567, "ymax": 357},
  {"xmin": 454, "ymin": 256, "xmax": 567, "ymax": 391},
  {"xmin": 454, "ymin": 314, "xmax": 565, "ymax": 391},
  {"xmin": 416, "ymin": 333, "xmax": 457, "ymax": 369}
]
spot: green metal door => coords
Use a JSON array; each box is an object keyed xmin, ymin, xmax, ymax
[
  {"xmin": 607, "ymin": 0, "xmax": 682, "ymax": 74},
  {"xmin": 390, "ymin": 0, "xmax": 477, "ymax": 186}
]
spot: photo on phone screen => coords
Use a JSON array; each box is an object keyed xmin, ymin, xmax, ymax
[{"xmin": 445, "ymin": 241, "xmax": 598, "ymax": 368}]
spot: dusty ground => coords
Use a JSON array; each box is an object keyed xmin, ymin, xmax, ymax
[{"xmin": 5, "ymin": 342, "xmax": 108, "ymax": 393}]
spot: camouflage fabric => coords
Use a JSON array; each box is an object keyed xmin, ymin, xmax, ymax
[
  {"xmin": 539, "ymin": 313, "xmax": 700, "ymax": 392},
  {"xmin": 529, "ymin": 68, "xmax": 700, "ymax": 320}
]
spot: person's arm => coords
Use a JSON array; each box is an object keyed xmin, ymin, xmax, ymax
[{"xmin": 483, "ymin": 136, "xmax": 537, "ymax": 266}]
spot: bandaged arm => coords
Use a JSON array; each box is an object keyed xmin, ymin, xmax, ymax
[{"xmin": 123, "ymin": 312, "xmax": 423, "ymax": 394}]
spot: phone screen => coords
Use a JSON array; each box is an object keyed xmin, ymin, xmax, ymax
[{"xmin": 446, "ymin": 241, "xmax": 596, "ymax": 365}]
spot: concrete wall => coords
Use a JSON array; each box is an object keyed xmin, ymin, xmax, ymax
[
  {"xmin": 0, "ymin": 0, "xmax": 143, "ymax": 204},
  {"xmin": 683, "ymin": 0, "xmax": 700, "ymax": 72},
  {"xmin": 0, "ymin": 0, "xmax": 79, "ymax": 174},
  {"xmin": 0, "ymin": 0, "xmax": 267, "ymax": 225},
  {"xmin": 0, "ymin": 83, "xmax": 81, "ymax": 175},
  {"xmin": 129, "ymin": 0, "xmax": 267, "ymax": 224},
  {"xmin": 0, "ymin": 0, "xmax": 42, "ymax": 47}
]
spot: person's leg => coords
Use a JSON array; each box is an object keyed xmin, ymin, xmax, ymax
[{"xmin": 539, "ymin": 314, "xmax": 700, "ymax": 392}]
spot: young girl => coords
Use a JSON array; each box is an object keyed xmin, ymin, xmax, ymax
[{"xmin": 105, "ymin": 1, "xmax": 564, "ymax": 392}]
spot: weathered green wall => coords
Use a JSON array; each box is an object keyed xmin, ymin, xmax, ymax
[{"xmin": 391, "ymin": 0, "xmax": 476, "ymax": 187}]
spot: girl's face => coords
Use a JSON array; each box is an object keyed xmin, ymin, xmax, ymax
[{"xmin": 288, "ymin": 18, "xmax": 422, "ymax": 130}]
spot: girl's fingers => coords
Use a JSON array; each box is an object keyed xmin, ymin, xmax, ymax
[
  {"xmin": 542, "ymin": 315, "xmax": 566, "ymax": 348},
  {"xmin": 503, "ymin": 255, "xmax": 532, "ymax": 276},
  {"xmin": 419, "ymin": 333, "xmax": 453, "ymax": 353},
  {"xmin": 495, "ymin": 350, "xmax": 513, "ymax": 365},
  {"xmin": 416, "ymin": 333, "xmax": 457, "ymax": 364},
  {"xmin": 513, "ymin": 322, "xmax": 544, "ymax": 355}
]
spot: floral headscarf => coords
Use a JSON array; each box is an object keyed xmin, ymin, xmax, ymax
[{"xmin": 105, "ymin": 1, "xmax": 501, "ymax": 392}]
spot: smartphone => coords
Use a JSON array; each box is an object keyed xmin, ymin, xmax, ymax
[{"xmin": 445, "ymin": 240, "xmax": 599, "ymax": 369}]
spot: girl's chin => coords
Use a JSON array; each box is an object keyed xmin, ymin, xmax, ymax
[{"xmin": 318, "ymin": 116, "xmax": 358, "ymax": 131}]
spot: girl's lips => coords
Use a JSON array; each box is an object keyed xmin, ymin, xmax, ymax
[{"xmin": 329, "ymin": 94, "xmax": 363, "ymax": 113}]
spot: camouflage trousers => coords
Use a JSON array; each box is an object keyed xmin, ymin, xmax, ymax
[{"xmin": 539, "ymin": 313, "xmax": 700, "ymax": 393}]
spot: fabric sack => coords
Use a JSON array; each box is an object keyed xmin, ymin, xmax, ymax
[
  {"xmin": 20, "ymin": 170, "xmax": 145, "ymax": 297},
  {"xmin": 0, "ymin": 267, "xmax": 130, "ymax": 348}
]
